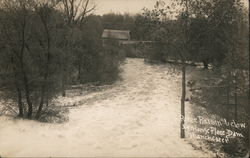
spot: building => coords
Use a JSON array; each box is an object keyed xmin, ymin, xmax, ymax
[{"xmin": 101, "ymin": 29, "xmax": 131, "ymax": 46}]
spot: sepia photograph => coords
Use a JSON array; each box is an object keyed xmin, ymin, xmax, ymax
[{"xmin": 0, "ymin": 0, "xmax": 249, "ymax": 157}]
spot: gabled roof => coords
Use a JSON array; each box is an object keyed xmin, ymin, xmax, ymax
[{"xmin": 102, "ymin": 29, "xmax": 130, "ymax": 40}]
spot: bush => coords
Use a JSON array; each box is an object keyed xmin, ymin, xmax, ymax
[
  {"xmin": 96, "ymin": 44, "xmax": 125, "ymax": 83},
  {"xmin": 189, "ymin": 70, "xmax": 249, "ymax": 157},
  {"xmin": 38, "ymin": 105, "xmax": 69, "ymax": 123}
]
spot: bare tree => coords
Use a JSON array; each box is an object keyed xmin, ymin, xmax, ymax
[
  {"xmin": 57, "ymin": 0, "xmax": 95, "ymax": 97},
  {"xmin": 0, "ymin": 0, "xmax": 68, "ymax": 119},
  {"xmin": 0, "ymin": 0, "xmax": 35, "ymax": 118},
  {"xmin": 33, "ymin": 4, "xmax": 52, "ymax": 119},
  {"xmin": 60, "ymin": 0, "xmax": 96, "ymax": 25}
]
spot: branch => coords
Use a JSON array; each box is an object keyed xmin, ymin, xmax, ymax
[
  {"xmin": 73, "ymin": 0, "xmax": 83, "ymax": 19},
  {"xmin": 78, "ymin": 0, "xmax": 96, "ymax": 23}
]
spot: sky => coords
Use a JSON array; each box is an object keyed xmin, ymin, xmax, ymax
[
  {"xmin": 92, "ymin": 0, "xmax": 249, "ymax": 15},
  {"xmin": 93, "ymin": 0, "xmax": 167, "ymax": 15}
]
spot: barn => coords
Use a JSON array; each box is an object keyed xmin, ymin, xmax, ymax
[{"xmin": 101, "ymin": 29, "xmax": 131, "ymax": 46}]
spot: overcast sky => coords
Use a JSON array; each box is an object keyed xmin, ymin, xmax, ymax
[
  {"xmin": 93, "ymin": 0, "xmax": 168, "ymax": 15},
  {"xmin": 93, "ymin": 0, "xmax": 249, "ymax": 15}
]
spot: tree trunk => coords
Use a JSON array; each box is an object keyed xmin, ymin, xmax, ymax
[
  {"xmin": 35, "ymin": 95, "xmax": 44, "ymax": 119},
  {"xmin": 19, "ymin": 55, "xmax": 32, "ymax": 119},
  {"xmin": 180, "ymin": 0, "xmax": 188, "ymax": 139},
  {"xmin": 78, "ymin": 63, "xmax": 81, "ymax": 82},
  {"xmin": 16, "ymin": 86, "xmax": 24, "ymax": 117},
  {"xmin": 23, "ymin": 73, "xmax": 33, "ymax": 119},
  {"xmin": 234, "ymin": 74, "xmax": 238, "ymax": 121},
  {"xmin": 19, "ymin": 13, "xmax": 33, "ymax": 119},
  {"xmin": 62, "ymin": 75, "xmax": 66, "ymax": 97},
  {"xmin": 20, "ymin": 48, "xmax": 33, "ymax": 119},
  {"xmin": 226, "ymin": 83, "xmax": 230, "ymax": 120},
  {"xmin": 180, "ymin": 61, "xmax": 186, "ymax": 138},
  {"xmin": 45, "ymin": 94, "xmax": 49, "ymax": 107},
  {"xmin": 35, "ymin": 12, "xmax": 51, "ymax": 119},
  {"xmin": 13, "ymin": 58, "xmax": 24, "ymax": 117},
  {"xmin": 203, "ymin": 60, "xmax": 209, "ymax": 69}
]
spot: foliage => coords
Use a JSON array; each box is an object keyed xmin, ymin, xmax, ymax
[
  {"xmin": 141, "ymin": 0, "xmax": 249, "ymax": 155},
  {"xmin": 102, "ymin": 13, "xmax": 134, "ymax": 30},
  {"xmin": 0, "ymin": 0, "xmax": 68, "ymax": 119},
  {"xmin": 0, "ymin": 0, "xmax": 124, "ymax": 120}
]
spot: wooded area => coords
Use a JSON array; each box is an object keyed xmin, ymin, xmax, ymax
[
  {"xmin": 137, "ymin": 0, "xmax": 249, "ymax": 156},
  {"xmin": 0, "ymin": 0, "xmax": 125, "ymax": 119}
]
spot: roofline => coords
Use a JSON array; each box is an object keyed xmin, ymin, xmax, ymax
[{"xmin": 103, "ymin": 29, "xmax": 130, "ymax": 33}]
